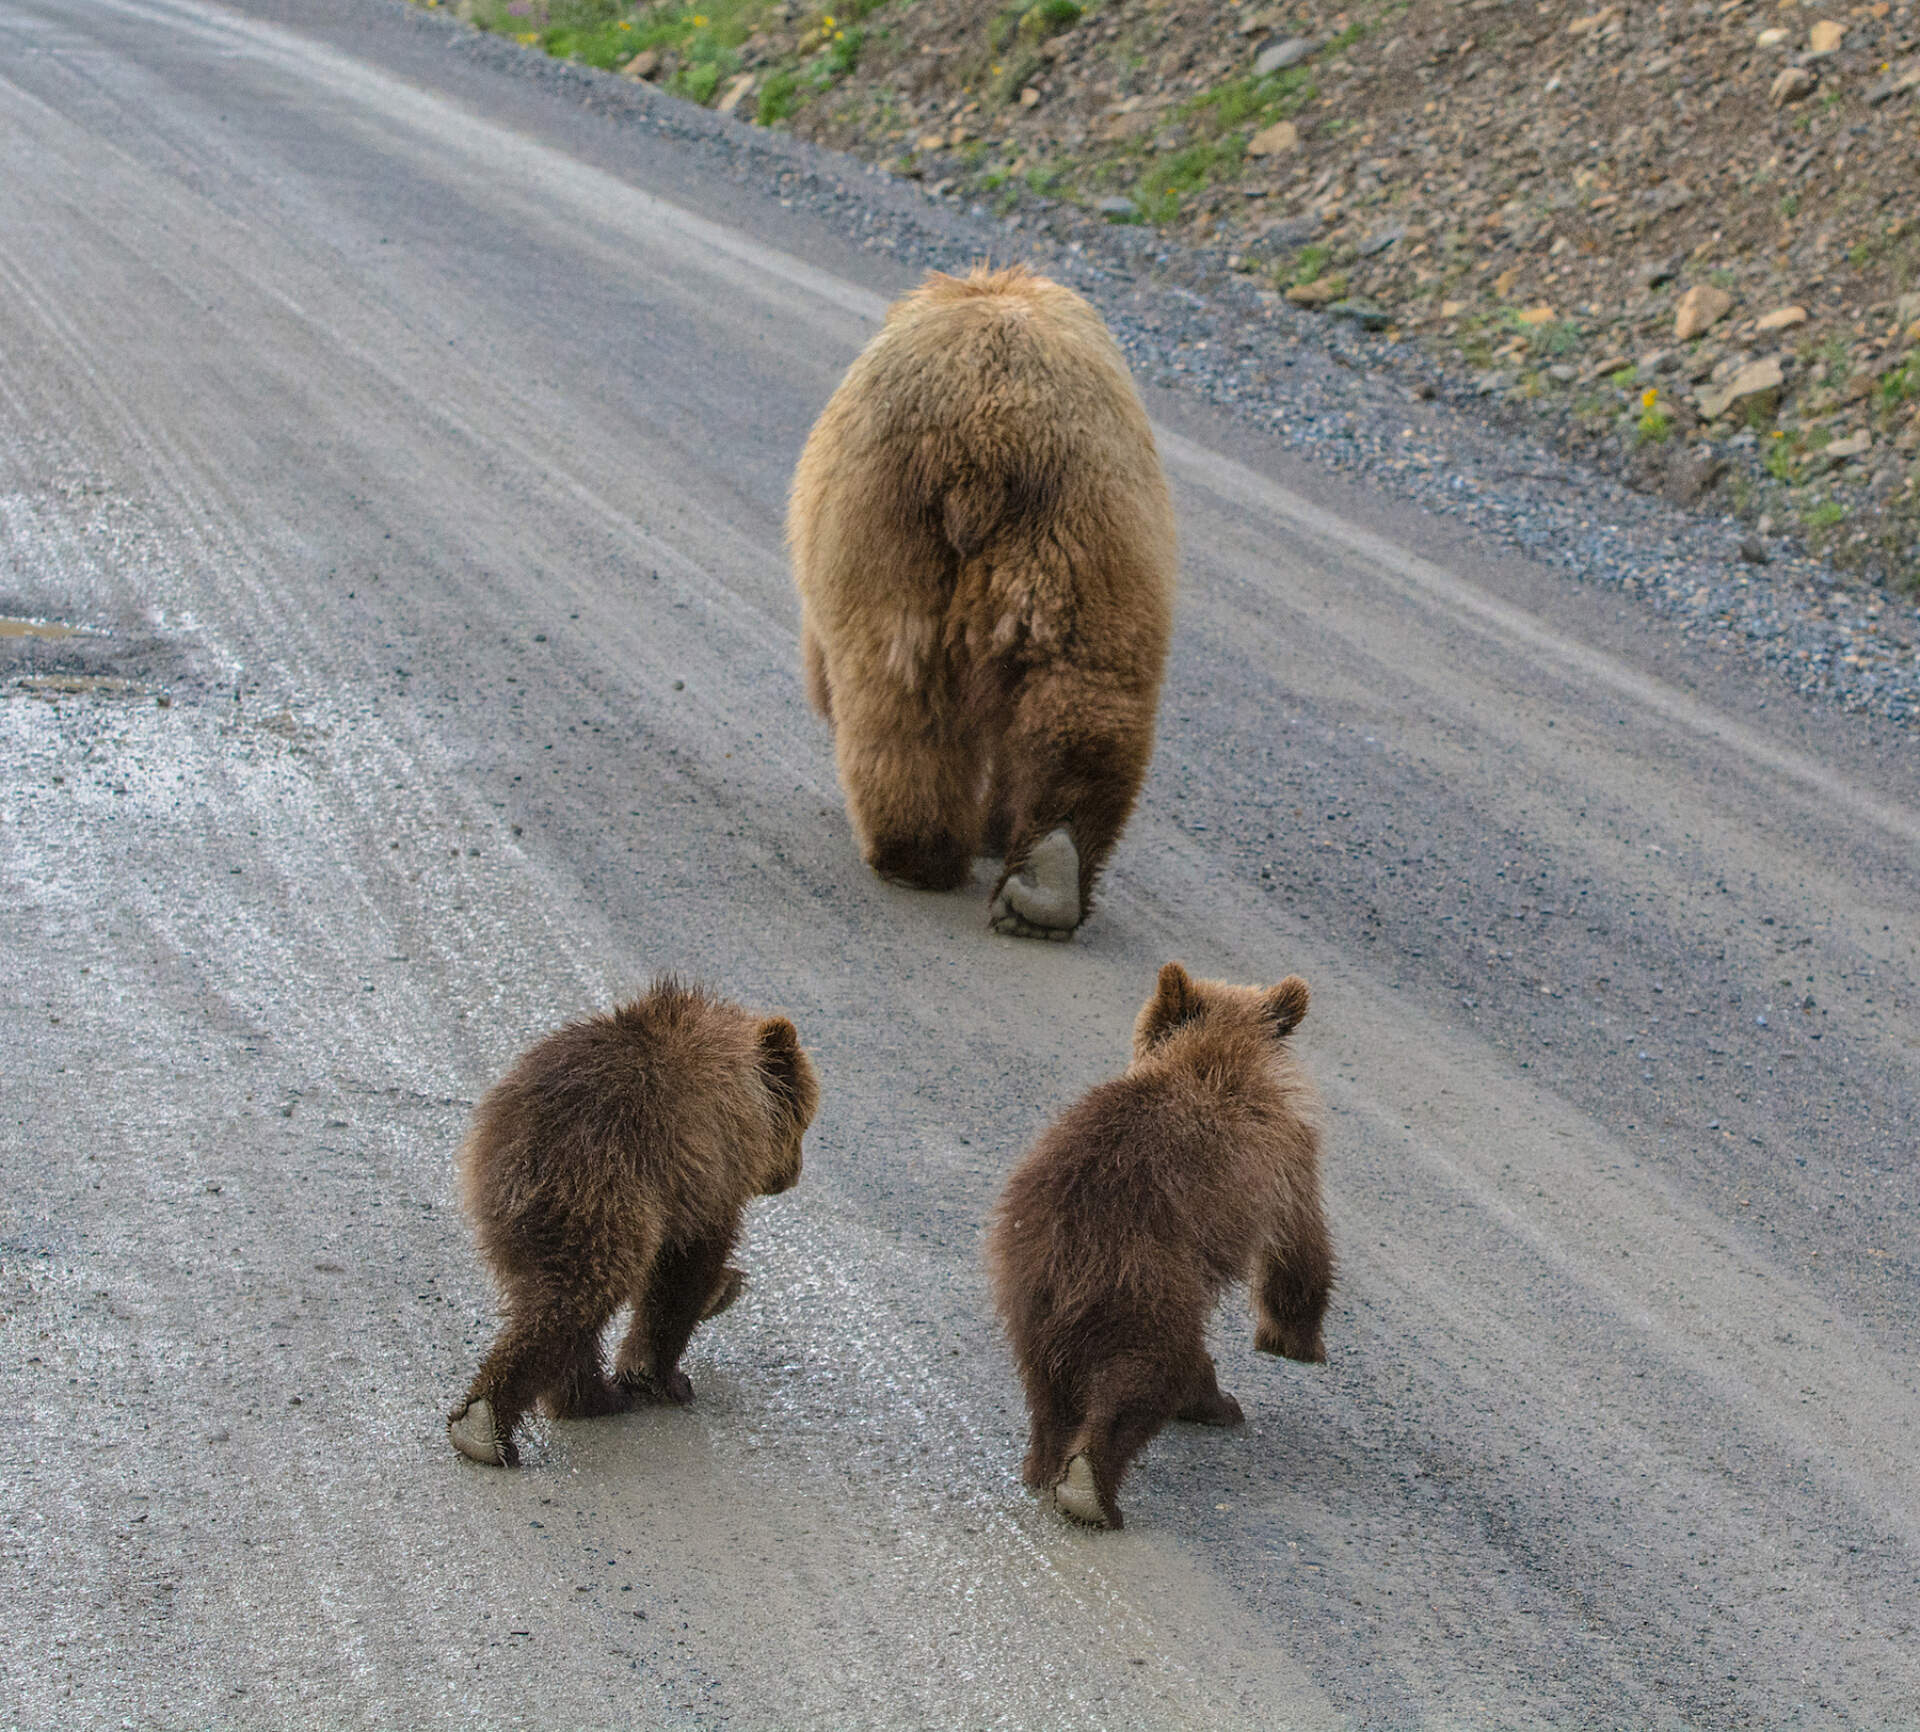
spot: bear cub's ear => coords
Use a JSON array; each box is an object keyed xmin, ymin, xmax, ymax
[
  {"xmin": 757, "ymin": 1017, "xmax": 816, "ymax": 1123},
  {"xmin": 1262, "ymin": 976, "xmax": 1310, "ymax": 1040},
  {"xmin": 1138, "ymin": 961, "xmax": 1206, "ymax": 1048}
]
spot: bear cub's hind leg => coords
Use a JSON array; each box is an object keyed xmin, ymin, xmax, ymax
[
  {"xmin": 1019, "ymin": 1366, "xmax": 1077, "ymax": 1491},
  {"xmin": 450, "ymin": 1306, "xmax": 591, "ymax": 1467},
  {"xmin": 1052, "ymin": 1358, "xmax": 1174, "ymax": 1530}
]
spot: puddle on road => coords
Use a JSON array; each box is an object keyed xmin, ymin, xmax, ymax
[{"xmin": 16, "ymin": 674, "xmax": 151, "ymax": 700}]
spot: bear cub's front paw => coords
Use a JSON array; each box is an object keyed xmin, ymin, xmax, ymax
[{"xmin": 620, "ymin": 1366, "xmax": 696, "ymax": 1405}]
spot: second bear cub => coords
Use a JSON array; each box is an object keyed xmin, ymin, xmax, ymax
[
  {"xmin": 986, "ymin": 962, "xmax": 1331, "ymax": 1528},
  {"xmin": 448, "ymin": 979, "xmax": 818, "ymax": 1467}
]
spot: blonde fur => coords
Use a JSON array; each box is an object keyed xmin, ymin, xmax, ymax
[{"xmin": 788, "ymin": 266, "xmax": 1176, "ymax": 935}]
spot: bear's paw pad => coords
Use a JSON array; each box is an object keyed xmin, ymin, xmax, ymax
[
  {"xmin": 1053, "ymin": 1454, "xmax": 1110, "ymax": 1527},
  {"xmin": 990, "ymin": 827, "xmax": 1080, "ymax": 940},
  {"xmin": 448, "ymin": 1399, "xmax": 511, "ymax": 1466}
]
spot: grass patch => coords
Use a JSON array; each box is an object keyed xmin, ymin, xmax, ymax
[
  {"xmin": 1132, "ymin": 137, "xmax": 1244, "ymax": 224},
  {"xmin": 1189, "ymin": 63, "xmax": 1318, "ymax": 132},
  {"xmin": 1813, "ymin": 332, "xmax": 1852, "ymax": 386},
  {"xmin": 757, "ymin": 67, "xmax": 798, "ymax": 123},
  {"xmin": 457, "ymin": 0, "xmax": 888, "ymax": 125},
  {"xmin": 1805, "ymin": 499, "xmax": 1846, "ymax": 529},
  {"xmin": 989, "ymin": 0, "xmax": 1083, "ymax": 52},
  {"xmin": 1515, "ymin": 314, "xmax": 1582, "ymax": 358},
  {"xmin": 1291, "ymin": 243, "xmax": 1331, "ymax": 286},
  {"xmin": 1636, "ymin": 387, "xmax": 1672, "ymax": 443}
]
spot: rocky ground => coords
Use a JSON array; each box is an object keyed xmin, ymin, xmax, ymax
[{"xmin": 433, "ymin": 0, "xmax": 1920, "ymax": 594}]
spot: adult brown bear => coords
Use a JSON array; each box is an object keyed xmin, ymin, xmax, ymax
[
  {"xmin": 788, "ymin": 266, "xmax": 1175, "ymax": 940},
  {"xmin": 987, "ymin": 963, "xmax": 1331, "ymax": 1528},
  {"xmin": 447, "ymin": 980, "xmax": 817, "ymax": 1467}
]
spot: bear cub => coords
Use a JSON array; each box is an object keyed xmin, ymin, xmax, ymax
[
  {"xmin": 986, "ymin": 962, "xmax": 1331, "ymax": 1528},
  {"xmin": 787, "ymin": 265, "xmax": 1176, "ymax": 940},
  {"xmin": 447, "ymin": 979, "xmax": 818, "ymax": 1467}
]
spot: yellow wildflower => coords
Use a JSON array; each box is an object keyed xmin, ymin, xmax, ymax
[{"xmin": 1641, "ymin": 386, "xmax": 1659, "ymax": 408}]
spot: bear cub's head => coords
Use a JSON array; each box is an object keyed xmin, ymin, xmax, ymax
[
  {"xmin": 1131, "ymin": 960, "xmax": 1311, "ymax": 1061},
  {"xmin": 754, "ymin": 1016, "xmax": 819, "ymax": 1197}
]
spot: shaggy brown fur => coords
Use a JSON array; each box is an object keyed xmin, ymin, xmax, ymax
[
  {"xmin": 446, "ymin": 979, "xmax": 818, "ymax": 1467},
  {"xmin": 986, "ymin": 963, "xmax": 1331, "ymax": 1528},
  {"xmin": 787, "ymin": 265, "xmax": 1176, "ymax": 940}
]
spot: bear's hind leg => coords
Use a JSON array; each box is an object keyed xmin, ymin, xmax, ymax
[
  {"xmin": 450, "ymin": 1306, "xmax": 596, "ymax": 1467},
  {"xmin": 988, "ymin": 669, "xmax": 1155, "ymax": 940},
  {"xmin": 1054, "ymin": 1356, "xmax": 1177, "ymax": 1530},
  {"xmin": 835, "ymin": 687, "xmax": 980, "ymax": 893},
  {"xmin": 1254, "ymin": 1220, "xmax": 1333, "ymax": 1364},
  {"xmin": 1019, "ymin": 1363, "xmax": 1077, "ymax": 1491},
  {"xmin": 701, "ymin": 1264, "xmax": 748, "ymax": 1321},
  {"xmin": 802, "ymin": 613, "xmax": 833, "ymax": 723},
  {"xmin": 616, "ymin": 1225, "xmax": 738, "ymax": 1405}
]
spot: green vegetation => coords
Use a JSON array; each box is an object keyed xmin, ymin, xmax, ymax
[
  {"xmin": 1636, "ymin": 389, "xmax": 1673, "ymax": 443},
  {"xmin": 1132, "ymin": 137, "xmax": 1244, "ymax": 223},
  {"xmin": 1190, "ymin": 63, "xmax": 1318, "ymax": 130},
  {"xmin": 989, "ymin": 0, "xmax": 1082, "ymax": 51},
  {"xmin": 1322, "ymin": 18, "xmax": 1371, "ymax": 55},
  {"xmin": 455, "ymin": 0, "xmax": 888, "ymax": 127},
  {"xmin": 1805, "ymin": 499, "xmax": 1846, "ymax": 529},
  {"xmin": 1517, "ymin": 314, "xmax": 1582, "ymax": 358},
  {"xmin": 757, "ymin": 67, "xmax": 798, "ymax": 123},
  {"xmin": 1813, "ymin": 332, "xmax": 1852, "ymax": 385}
]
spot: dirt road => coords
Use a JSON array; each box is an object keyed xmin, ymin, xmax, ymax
[{"xmin": 2, "ymin": 1, "xmax": 1915, "ymax": 1725}]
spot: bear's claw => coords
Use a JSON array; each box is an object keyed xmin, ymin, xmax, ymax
[{"xmin": 990, "ymin": 826, "xmax": 1081, "ymax": 940}]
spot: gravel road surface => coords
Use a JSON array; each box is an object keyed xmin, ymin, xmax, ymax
[{"xmin": 2, "ymin": 1, "xmax": 1916, "ymax": 1726}]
